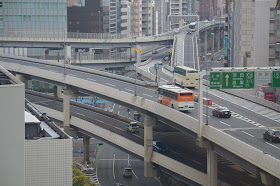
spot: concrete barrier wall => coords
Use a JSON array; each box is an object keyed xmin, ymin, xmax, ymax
[{"xmin": 33, "ymin": 104, "xmax": 207, "ymax": 185}]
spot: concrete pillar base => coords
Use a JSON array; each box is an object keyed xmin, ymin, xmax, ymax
[
  {"xmin": 54, "ymin": 86, "xmax": 62, "ymax": 98},
  {"xmin": 64, "ymin": 126, "xmax": 77, "ymax": 137},
  {"xmin": 260, "ymin": 172, "xmax": 275, "ymax": 186},
  {"xmin": 144, "ymin": 114, "xmax": 156, "ymax": 177},
  {"xmin": 83, "ymin": 135, "xmax": 90, "ymax": 165},
  {"xmin": 207, "ymin": 147, "xmax": 217, "ymax": 186},
  {"xmin": 16, "ymin": 74, "xmax": 26, "ymax": 84}
]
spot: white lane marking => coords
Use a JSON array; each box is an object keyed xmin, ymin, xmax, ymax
[
  {"xmin": 111, "ymin": 103, "xmax": 115, "ymax": 112},
  {"xmin": 132, "ymin": 170, "xmax": 139, "ymax": 179},
  {"xmin": 113, "ymin": 154, "xmax": 116, "ymax": 180},
  {"xmin": 69, "ymin": 74, "xmax": 77, "ymax": 77},
  {"xmin": 118, "ymin": 111, "xmax": 120, "ymax": 115},
  {"xmin": 266, "ymin": 142, "xmax": 280, "ymax": 150},
  {"xmin": 106, "ymin": 83, "xmax": 115, "ymax": 87},
  {"xmin": 128, "ymin": 154, "xmax": 130, "ymax": 166},
  {"xmin": 125, "ymin": 88, "xmax": 134, "ymax": 92},
  {"xmin": 241, "ymin": 131, "xmax": 254, "ymax": 138},
  {"xmin": 143, "ymin": 93, "xmax": 153, "ymax": 98},
  {"xmin": 86, "ymin": 78, "xmax": 96, "ymax": 82},
  {"xmin": 192, "ymin": 33, "xmax": 195, "ymax": 69},
  {"xmin": 203, "ymin": 114, "xmax": 210, "ymax": 118},
  {"xmin": 99, "ymin": 159, "xmax": 140, "ymax": 161},
  {"xmin": 128, "ymin": 72, "xmax": 135, "ymax": 78},
  {"xmin": 220, "ymin": 121, "xmax": 231, "ymax": 127},
  {"xmin": 119, "ymin": 105, "xmax": 121, "ymax": 108}
]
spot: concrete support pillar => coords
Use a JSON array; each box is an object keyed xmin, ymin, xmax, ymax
[
  {"xmin": 53, "ymin": 85, "xmax": 62, "ymax": 98},
  {"xmin": 64, "ymin": 45, "xmax": 71, "ymax": 64},
  {"xmin": 63, "ymin": 89, "xmax": 71, "ymax": 134},
  {"xmin": 16, "ymin": 74, "xmax": 26, "ymax": 84},
  {"xmin": 260, "ymin": 172, "xmax": 275, "ymax": 186},
  {"xmin": 204, "ymin": 31, "xmax": 208, "ymax": 56},
  {"xmin": 136, "ymin": 45, "xmax": 141, "ymax": 64},
  {"xmin": 83, "ymin": 135, "xmax": 90, "ymax": 166},
  {"xmin": 144, "ymin": 114, "xmax": 156, "ymax": 177},
  {"xmin": 207, "ymin": 147, "xmax": 218, "ymax": 186},
  {"xmin": 217, "ymin": 29, "xmax": 221, "ymax": 51},
  {"xmin": 27, "ymin": 80, "xmax": 32, "ymax": 89}
]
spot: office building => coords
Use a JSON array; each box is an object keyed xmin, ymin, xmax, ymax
[{"xmin": 0, "ymin": 66, "xmax": 25, "ymax": 186}]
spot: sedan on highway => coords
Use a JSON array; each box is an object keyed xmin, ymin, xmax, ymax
[
  {"xmin": 153, "ymin": 141, "xmax": 168, "ymax": 153},
  {"xmin": 263, "ymin": 129, "xmax": 280, "ymax": 143},
  {"xmin": 212, "ymin": 107, "xmax": 231, "ymax": 118}
]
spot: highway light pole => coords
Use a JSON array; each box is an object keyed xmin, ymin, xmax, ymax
[
  {"xmin": 98, "ymin": 11, "xmax": 101, "ymax": 33},
  {"xmin": 64, "ymin": 28, "xmax": 66, "ymax": 75},
  {"xmin": 134, "ymin": 64, "xmax": 137, "ymax": 96}
]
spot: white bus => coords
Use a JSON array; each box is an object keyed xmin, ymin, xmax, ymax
[
  {"xmin": 189, "ymin": 22, "xmax": 197, "ymax": 32},
  {"xmin": 173, "ymin": 66, "xmax": 199, "ymax": 88},
  {"xmin": 158, "ymin": 85, "xmax": 194, "ymax": 112}
]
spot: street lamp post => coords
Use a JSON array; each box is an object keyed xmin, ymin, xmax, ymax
[
  {"xmin": 64, "ymin": 29, "xmax": 66, "ymax": 75},
  {"xmin": 134, "ymin": 64, "xmax": 137, "ymax": 96},
  {"xmin": 211, "ymin": 32, "xmax": 214, "ymax": 69},
  {"xmin": 98, "ymin": 11, "xmax": 101, "ymax": 33}
]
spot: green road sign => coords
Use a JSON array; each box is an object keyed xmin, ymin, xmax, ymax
[
  {"xmin": 221, "ymin": 71, "xmax": 254, "ymax": 89},
  {"xmin": 154, "ymin": 64, "xmax": 159, "ymax": 70},
  {"xmin": 210, "ymin": 72, "xmax": 222, "ymax": 89},
  {"xmin": 272, "ymin": 71, "xmax": 280, "ymax": 88}
]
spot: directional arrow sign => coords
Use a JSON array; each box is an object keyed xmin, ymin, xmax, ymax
[
  {"xmin": 225, "ymin": 74, "xmax": 229, "ymax": 86},
  {"xmin": 221, "ymin": 72, "xmax": 254, "ymax": 89}
]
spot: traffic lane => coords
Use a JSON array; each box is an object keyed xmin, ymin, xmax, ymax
[
  {"xmin": 26, "ymin": 94, "xmax": 144, "ymax": 145},
  {"xmin": 223, "ymin": 128, "xmax": 280, "ymax": 160},
  {"xmin": 147, "ymin": 63, "xmax": 173, "ymax": 83},
  {"xmin": 96, "ymin": 142, "xmax": 159, "ymax": 186},
  {"xmin": 205, "ymin": 88, "xmax": 280, "ymax": 128},
  {"xmin": 184, "ymin": 33, "xmax": 195, "ymax": 69},
  {"xmin": 1, "ymin": 58, "xmax": 157, "ymax": 99}
]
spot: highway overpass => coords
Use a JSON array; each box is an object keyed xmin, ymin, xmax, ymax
[{"xmin": 1, "ymin": 56, "xmax": 280, "ymax": 185}]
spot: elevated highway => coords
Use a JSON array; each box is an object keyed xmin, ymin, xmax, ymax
[{"xmin": 1, "ymin": 56, "xmax": 280, "ymax": 185}]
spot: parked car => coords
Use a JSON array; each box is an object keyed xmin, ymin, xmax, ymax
[
  {"xmin": 152, "ymin": 50, "xmax": 157, "ymax": 54},
  {"xmin": 263, "ymin": 129, "xmax": 280, "ymax": 143},
  {"xmin": 153, "ymin": 141, "xmax": 168, "ymax": 153},
  {"xmin": 212, "ymin": 107, "xmax": 231, "ymax": 118}
]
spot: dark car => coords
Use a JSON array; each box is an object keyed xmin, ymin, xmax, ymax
[
  {"xmin": 153, "ymin": 141, "xmax": 168, "ymax": 153},
  {"xmin": 212, "ymin": 107, "xmax": 231, "ymax": 118},
  {"xmin": 263, "ymin": 129, "xmax": 280, "ymax": 143}
]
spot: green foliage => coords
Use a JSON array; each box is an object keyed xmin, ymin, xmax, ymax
[{"xmin": 73, "ymin": 163, "xmax": 97, "ymax": 186}]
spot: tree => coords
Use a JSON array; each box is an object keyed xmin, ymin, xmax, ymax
[{"xmin": 73, "ymin": 163, "xmax": 97, "ymax": 186}]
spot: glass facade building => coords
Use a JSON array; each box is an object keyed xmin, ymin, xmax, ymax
[{"xmin": 0, "ymin": 0, "xmax": 67, "ymax": 37}]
